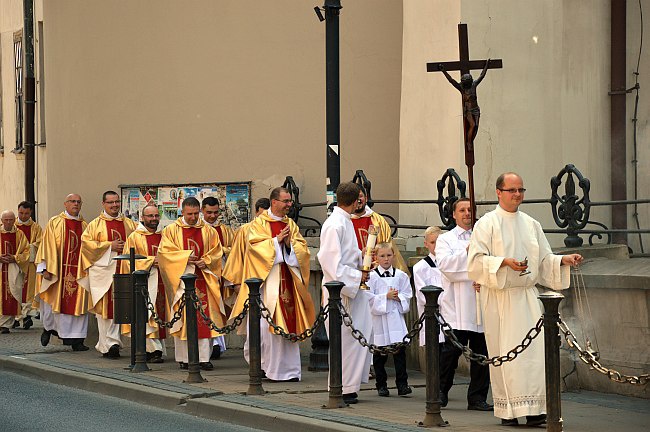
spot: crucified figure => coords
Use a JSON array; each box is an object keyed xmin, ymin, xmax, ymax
[{"xmin": 437, "ymin": 59, "xmax": 490, "ymax": 163}]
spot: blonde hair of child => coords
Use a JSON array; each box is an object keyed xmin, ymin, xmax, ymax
[
  {"xmin": 424, "ymin": 226, "xmax": 442, "ymax": 237},
  {"xmin": 376, "ymin": 242, "xmax": 394, "ymax": 253}
]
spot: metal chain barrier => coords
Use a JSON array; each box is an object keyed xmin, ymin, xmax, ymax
[
  {"xmin": 140, "ymin": 285, "xmax": 185, "ymax": 329},
  {"xmin": 558, "ymin": 318, "xmax": 649, "ymax": 385},
  {"xmin": 257, "ymin": 297, "xmax": 330, "ymax": 342},
  {"xmin": 190, "ymin": 291, "xmax": 249, "ymax": 334},
  {"xmin": 338, "ymin": 303, "xmax": 426, "ymax": 355},
  {"xmin": 437, "ymin": 311, "xmax": 544, "ymax": 367}
]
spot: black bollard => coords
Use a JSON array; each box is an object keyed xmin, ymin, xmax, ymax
[
  {"xmin": 129, "ymin": 248, "xmax": 137, "ymax": 368},
  {"xmin": 131, "ymin": 270, "xmax": 150, "ymax": 373},
  {"xmin": 539, "ymin": 292, "xmax": 564, "ymax": 432},
  {"xmin": 245, "ymin": 278, "xmax": 265, "ymax": 395},
  {"xmin": 419, "ymin": 285, "xmax": 449, "ymax": 427},
  {"xmin": 324, "ymin": 281, "xmax": 346, "ymax": 409},
  {"xmin": 181, "ymin": 273, "xmax": 204, "ymax": 383}
]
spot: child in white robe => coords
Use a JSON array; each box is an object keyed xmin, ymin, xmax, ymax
[
  {"xmin": 368, "ymin": 242, "xmax": 413, "ymax": 397},
  {"xmin": 413, "ymin": 226, "xmax": 444, "ymax": 348}
]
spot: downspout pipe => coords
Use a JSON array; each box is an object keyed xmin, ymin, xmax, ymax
[{"xmin": 23, "ymin": 0, "xmax": 36, "ymax": 217}]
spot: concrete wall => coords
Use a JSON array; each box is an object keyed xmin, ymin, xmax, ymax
[
  {"xmin": 399, "ymin": 0, "xmax": 649, "ymax": 251},
  {"xmin": 37, "ymin": 0, "xmax": 401, "ymax": 221}
]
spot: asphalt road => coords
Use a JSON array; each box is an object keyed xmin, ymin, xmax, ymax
[{"xmin": 0, "ymin": 370, "xmax": 264, "ymax": 432}]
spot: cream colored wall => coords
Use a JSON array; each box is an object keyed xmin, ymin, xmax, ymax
[
  {"xmin": 399, "ymin": 0, "xmax": 639, "ymax": 249},
  {"xmin": 41, "ymin": 0, "xmax": 402, "ymax": 221}
]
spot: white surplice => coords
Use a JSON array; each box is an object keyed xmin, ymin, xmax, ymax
[
  {"xmin": 318, "ymin": 206, "xmax": 373, "ymax": 394},
  {"xmin": 435, "ymin": 227, "xmax": 482, "ymax": 332},
  {"xmin": 368, "ymin": 266, "xmax": 412, "ymax": 346},
  {"xmin": 413, "ymin": 254, "xmax": 444, "ymax": 345},
  {"xmin": 468, "ymin": 205, "xmax": 570, "ymax": 419}
]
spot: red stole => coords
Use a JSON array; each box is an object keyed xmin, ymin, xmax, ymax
[
  {"xmin": 268, "ymin": 221, "xmax": 297, "ymax": 334},
  {"xmin": 61, "ymin": 219, "xmax": 84, "ymax": 315},
  {"xmin": 145, "ymin": 233, "xmax": 166, "ymax": 338},
  {"xmin": 16, "ymin": 224, "xmax": 32, "ymax": 302},
  {"xmin": 215, "ymin": 225, "xmax": 224, "ymax": 246},
  {"xmin": 182, "ymin": 227, "xmax": 211, "ymax": 338},
  {"xmin": 103, "ymin": 219, "xmax": 127, "ymax": 319},
  {"xmin": 1, "ymin": 232, "xmax": 19, "ymax": 315},
  {"xmin": 351, "ymin": 216, "xmax": 372, "ymax": 250}
]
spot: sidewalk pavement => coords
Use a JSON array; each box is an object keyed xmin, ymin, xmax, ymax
[{"xmin": 1, "ymin": 322, "xmax": 648, "ymax": 432}]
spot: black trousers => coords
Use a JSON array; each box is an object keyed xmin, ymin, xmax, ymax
[
  {"xmin": 439, "ymin": 330, "xmax": 489, "ymax": 404},
  {"xmin": 373, "ymin": 347, "xmax": 408, "ymax": 388},
  {"xmin": 62, "ymin": 338, "xmax": 84, "ymax": 346}
]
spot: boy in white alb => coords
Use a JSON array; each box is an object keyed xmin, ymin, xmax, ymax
[
  {"xmin": 368, "ymin": 242, "xmax": 413, "ymax": 397},
  {"xmin": 413, "ymin": 226, "xmax": 443, "ymax": 350}
]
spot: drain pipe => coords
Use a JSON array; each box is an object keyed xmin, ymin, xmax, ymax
[{"xmin": 23, "ymin": 0, "xmax": 36, "ymax": 216}]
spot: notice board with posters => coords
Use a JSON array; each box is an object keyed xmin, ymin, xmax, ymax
[{"xmin": 119, "ymin": 182, "xmax": 252, "ymax": 230}]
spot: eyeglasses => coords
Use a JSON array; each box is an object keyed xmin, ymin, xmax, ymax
[
  {"xmin": 274, "ymin": 199, "xmax": 293, "ymax": 204},
  {"xmin": 66, "ymin": 200, "xmax": 82, "ymax": 204},
  {"xmin": 498, "ymin": 188, "xmax": 526, "ymax": 194}
]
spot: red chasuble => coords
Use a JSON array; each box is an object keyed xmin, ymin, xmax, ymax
[
  {"xmin": 145, "ymin": 233, "xmax": 166, "ymax": 339},
  {"xmin": 104, "ymin": 219, "xmax": 127, "ymax": 320},
  {"xmin": 268, "ymin": 221, "xmax": 297, "ymax": 334},
  {"xmin": 182, "ymin": 227, "xmax": 211, "ymax": 339},
  {"xmin": 1, "ymin": 232, "xmax": 19, "ymax": 315},
  {"xmin": 351, "ymin": 217, "xmax": 373, "ymax": 251},
  {"xmin": 61, "ymin": 219, "xmax": 84, "ymax": 315},
  {"xmin": 16, "ymin": 224, "xmax": 32, "ymax": 302}
]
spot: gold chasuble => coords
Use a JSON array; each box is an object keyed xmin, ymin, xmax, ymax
[
  {"xmin": 78, "ymin": 213, "xmax": 137, "ymax": 319},
  {"xmin": 0, "ymin": 227, "xmax": 29, "ymax": 317},
  {"xmin": 214, "ymin": 224, "xmax": 235, "ymax": 257},
  {"xmin": 222, "ymin": 221, "xmax": 254, "ymax": 287},
  {"xmin": 158, "ymin": 218, "xmax": 225, "ymax": 340},
  {"xmin": 121, "ymin": 226, "xmax": 170, "ymax": 339},
  {"xmin": 16, "ymin": 219, "xmax": 43, "ymax": 304},
  {"xmin": 35, "ymin": 213, "xmax": 88, "ymax": 316},
  {"xmin": 351, "ymin": 209, "xmax": 410, "ymax": 276},
  {"xmin": 230, "ymin": 213, "xmax": 315, "ymax": 336}
]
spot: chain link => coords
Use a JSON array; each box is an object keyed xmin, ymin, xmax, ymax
[
  {"xmin": 256, "ymin": 297, "xmax": 329, "ymax": 342},
  {"xmin": 190, "ymin": 291, "xmax": 249, "ymax": 334},
  {"xmin": 437, "ymin": 311, "xmax": 544, "ymax": 367},
  {"xmin": 558, "ymin": 318, "xmax": 649, "ymax": 385},
  {"xmin": 338, "ymin": 303, "xmax": 425, "ymax": 355},
  {"xmin": 140, "ymin": 285, "xmax": 185, "ymax": 328}
]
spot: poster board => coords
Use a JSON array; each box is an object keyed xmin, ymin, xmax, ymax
[{"xmin": 119, "ymin": 182, "xmax": 251, "ymax": 230}]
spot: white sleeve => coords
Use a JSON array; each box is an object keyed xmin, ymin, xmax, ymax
[
  {"xmin": 435, "ymin": 234, "xmax": 470, "ymax": 282},
  {"xmin": 368, "ymin": 275, "xmax": 388, "ymax": 315},
  {"xmin": 37, "ymin": 262, "xmax": 47, "ymax": 273},
  {"xmin": 396, "ymin": 273, "xmax": 413, "ymax": 313},
  {"xmin": 317, "ymin": 223, "xmax": 362, "ymax": 300},
  {"xmin": 468, "ymin": 217, "xmax": 507, "ymax": 289}
]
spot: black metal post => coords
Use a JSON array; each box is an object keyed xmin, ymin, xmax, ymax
[
  {"xmin": 419, "ymin": 286, "xmax": 448, "ymax": 427},
  {"xmin": 131, "ymin": 270, "xmax": 150, "ymax": 373},
  {"xmin": 324, "ymin": 281, "xmax": 346, "ymax": 409},
  {"xmin": 22, "ymin": 0, "xmax": 36, "ymax": 209},
  {"xmin": 129, "ymin": 248, "xmax": 136, "ymax": 368},
  {"xmin": 181, "ymin": 273, "xmax": 204, "ymax": 383},
  {"xmin": 246, "ymin": 278, "xmax": 265, "ymax": 396},
  {"xmin": 539, "ymin": 292, "xmax": 564, "ymax": 432},
  {"xmin": 324, "ymin": 0, "xmax": 342, "ymax": 210}
]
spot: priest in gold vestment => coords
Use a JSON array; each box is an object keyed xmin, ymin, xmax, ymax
[
  {"xmin": 78, "ymin": 191, "xmax": 137, "ymax": 358},
  {"xmin": 230, "ymin": 188, "xmax": 315, "ymax": 381},
  {"xmin": 14, "ymin": 201, "xmax": 42, "ymax": 329},
  {"xmin": 36, "ymin": 194, "xmax": 90, "ymax": 351},
  {"xmin": 0, "ymin": 211, "xmax": 29, "ymax": 333},
  {"xmin": 158, "ymin": 197, "xmax": 226, "ymax": 371}
]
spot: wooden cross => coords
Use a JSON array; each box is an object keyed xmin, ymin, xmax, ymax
[{"xmin": 427, "ymin": 23, "xmax": 502, "ymax": 225}]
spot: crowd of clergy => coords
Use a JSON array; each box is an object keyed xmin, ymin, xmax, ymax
[{"xmin": 0, "ymin": 171, "xmax": 582, "ymax": 427}]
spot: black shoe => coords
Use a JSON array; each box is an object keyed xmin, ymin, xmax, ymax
[
  {"xmin": 501, "ymin": 418, "xmax": 519, "ymax": 426},
  {"xmin": 35, "ymin": 313, "xmax": 40, "ymax": 320},
  {"xmin": 468, "ymin": 401, "xmax": 494, "ymax": 411},
  {"xmin": 397, "ymin": 385, "xmax": 412, "ymax": 396},
  {"xmin": 210, "ymin": 345, "xmax": 221, "ymax": 360},
  {"xmin": 377, "ymin": 386, "xmax": 390, "ymax": 397},
  {"xmin": 23, "ymin": 317, "xmax": 33, "ymax": 330},
  {"xmin": 440, "ymin": 392, "xmax": 448, "ymax": 407},
  {"xmin": 342, "ymin": 392, "xmax": 358, "ymax": 404},
  {"xmin": 12, "ymin": 321, "xmax": 20, "ymax": 328},
  {"xmin": 526, "ymin": 414, "xmax": 547, "ymax": 426},
  {"xmin": 102, "ymin": 344, "xmax": 120, "ymax": 359},
  {"xmin": 0, "ymin": 327, "xmax": 9, "ymax": 334},
  {"xmin": 199, "ymin": 361, "xmax": 214, "ymax": 371},
  {"xmin": 265, "ymin": 377, "xmax": 299, "ymax": 383},
  {"xmin": 40, "ymin": 330, "xmax": 51, "ymax": 346},
  {"xmin": 150, "ymin": 350, "xmax": 164, "ymax": 363},
  {"xmin": 179, "ymin": 362, "xmax": 188, "ymax": 370},
  {"xmin": 72, "ymin": 343, "xmax": 89, "ymax": 351}
]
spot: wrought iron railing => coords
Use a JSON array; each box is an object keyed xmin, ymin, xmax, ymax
[{"xmin": 283, "ymin": 164, "xmax": 649, "ymax": 255}]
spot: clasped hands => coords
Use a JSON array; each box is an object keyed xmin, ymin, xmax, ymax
[
  {"xmin": 188, "ymin": 253, "xmax": 207, "ymax": 269},
  {"xmin": 0, "ymin": 254, "xmax": 16, "ymax": 264}
]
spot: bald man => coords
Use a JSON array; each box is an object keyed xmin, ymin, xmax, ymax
[
  {"xmin": 0, "ymin": 211, "xmax": 30, "ymax": 333},
  {"xmin": 35, "ymin": 194, "xmax": 90, "ymax": 351}
]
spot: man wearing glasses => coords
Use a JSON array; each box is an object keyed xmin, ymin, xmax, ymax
[
  {"xmin": 229, "ymin": 187, "xmax": 315, "ymax": 382},
  {"xmin": 36, "ymin": 194, "xmax": 90, "ymax": 351},
  {"xmin": 467, "ymin": 172, "xmax": 583, "ymax": 427},
  {"xmin": 78, "ymin": 191, "xmax": 136, "ymax": 358}
]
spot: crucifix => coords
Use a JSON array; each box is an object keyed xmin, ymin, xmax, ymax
[{"xmin": 427, "ymin": 23, "xmax": 502, "ymax": 224}]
